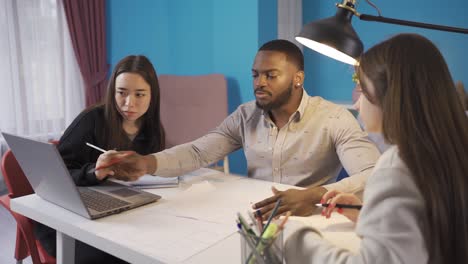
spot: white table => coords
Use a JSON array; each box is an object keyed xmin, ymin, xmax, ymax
[{"xmin": 11, "ymin": 169, "xmax": 359, "ymax": 263}]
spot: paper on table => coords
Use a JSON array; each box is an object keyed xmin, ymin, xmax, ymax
[
  {"xmin": 91, "ymin": 209, "xmax": 234, "ymax": 263},
  {"xmin": 180, "ymin": 167, "xmax": 222, "ymax": 181},
  {"xmin": 114, "ymin": 174, "xmax": 179, "ymax": 189},
  {"xmin": 183, "ymin": 180, "xmax": 217, "ymax": 194},
  {"xmin": 153, "ymin": 178, "xmax": 277, "ymax": 224}
]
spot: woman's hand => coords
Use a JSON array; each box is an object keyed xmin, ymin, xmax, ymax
[
  {"xmin": 95, "ymin": 150, "xmax": 119, "ymax": 180},
  {"xmin": 321, "ymin": 190, "xmax": 362, "ymax": 223}
]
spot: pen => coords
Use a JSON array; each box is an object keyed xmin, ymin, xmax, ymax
[
  {"xmin": 238, "ymin": 230, "xmax": 264, "ymax": 262},
  {"xmin": 315, "ymin": 203, "xmax": 362, "ymax": 210},
  {"xmin": 260, "ymin": 198, "xmax": 282, "ymax": 238},
  {"xmin": 85, "ymin": 142, "xmax": 110, "ymax": 172},
  {"xmin": 247, "ymin": 199, "xmax": 282, "ymax": 263},
  {"xmin": 237, "ymin": 213, "xmax": 257, "ymax": 236},
  {"xmin": 85, "ymin": 142, "xmax": 129, "ymax": 171},
  {"xmin": 248, "ymin": 223, "xmax": 278, "ymax": 264},
  {"xmin": 276, "ymin": 211, "xmax": 291, "ymax": 233},
  {"xmin": 86, "ymin": 142, "xmax": 106, "ymax": 153},
  {"xmin": 268, "ymin": 211, "xmax": 291, "ymax": 245}
]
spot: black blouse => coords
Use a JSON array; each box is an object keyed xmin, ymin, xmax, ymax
[{"xmin": 58, "ymin": 106, "xmax": 157, "ymax": 186}]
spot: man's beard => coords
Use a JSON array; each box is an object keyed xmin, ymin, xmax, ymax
[{"xmin": 255, "ymin": 81, "xmax": 294, "ymax": 112}]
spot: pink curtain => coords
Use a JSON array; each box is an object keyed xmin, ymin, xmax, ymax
[{"xmin": 63, "ymin": 0, "xmax": 109, "ymax": 106}]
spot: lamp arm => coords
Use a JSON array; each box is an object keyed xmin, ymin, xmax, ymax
[{"xmin": 359, "ymin": 14, "xmax": 468, "ymax": 34}]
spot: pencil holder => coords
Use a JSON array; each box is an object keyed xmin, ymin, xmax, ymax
[{"xmin": 239, "ymin": 231, "xmax": 284, "ymax": 264}]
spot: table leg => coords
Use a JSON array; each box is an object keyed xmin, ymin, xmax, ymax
[{"xmin": 56, "ymin": 231, "xmax": 75, "ymax": 264}]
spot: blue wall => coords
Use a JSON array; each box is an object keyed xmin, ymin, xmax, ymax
[
  {"xmin": 302, "ymin": 0, "xmax": 468, "ymax": 101},
  {"xmin": 107, "ymin": 0, "xmax": 466, "ymax": 175},
  {"xmin": 107, "ymin": 0, "xmax": 278, "ymax": 175},
  {"xmin": 258, "ymin": 0, "xmax": 278, "ymax": 48}
]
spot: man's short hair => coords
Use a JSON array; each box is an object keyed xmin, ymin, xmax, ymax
[{"xmin": 259, "ymin": 39, "xmax": 304, "ymax": 71}]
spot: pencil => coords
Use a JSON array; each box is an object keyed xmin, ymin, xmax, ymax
[
  {"xmin": 277, "ymin": 211, "xmax": 291, "ymax": 230},
  {"xmin": 86, "ymin": 142, "xmax": 106, "ymax": 153},
  {"xmin": 85, "ymin": 142, "xmax": 128, "ymax": 170},
  {"xmin": 315, "ymin": 203, "xmax": 362, "ymax": 210}
]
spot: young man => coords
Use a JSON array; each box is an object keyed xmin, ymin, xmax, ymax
[{"xmin": 99, "ymin": 40, "xmax": 380, "ymax": 219}]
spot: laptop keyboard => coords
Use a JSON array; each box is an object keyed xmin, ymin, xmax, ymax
[{"xmin": 78, "ymin": 188, "xmax": 131, "ymax": 212}]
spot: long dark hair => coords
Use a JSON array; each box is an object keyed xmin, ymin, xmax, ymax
[
  {"xmin": 102, "ymin": 55, "xmax": 165, "ymax": 153},
  {"xmin": 358, "ymin": 33, "xmax": 468, "ymax": 263}
]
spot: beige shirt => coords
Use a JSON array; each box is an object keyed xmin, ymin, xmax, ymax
[{"xmin": 153, "ymin": 89, "xmax": 380, "ymax": 191}]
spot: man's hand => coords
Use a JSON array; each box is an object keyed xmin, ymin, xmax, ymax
[
  {"xmin": 320, "ymin": 190, "xmax": 362, "ymax": 223},
  {"xmin": 252, "ymin": 186, "xmax": 327, "ymax": 220},
  {"xmin": 95, "ymin": 151, "xmax": 157, "ymax": 182},
  {"xmin": 95, "ymin": 150, "xmax": 130, "ymax": 180}
]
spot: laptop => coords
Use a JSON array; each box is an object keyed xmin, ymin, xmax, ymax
[{"xmin": 2, "ymin": 132, "xmax": 161, "ymax": 220}]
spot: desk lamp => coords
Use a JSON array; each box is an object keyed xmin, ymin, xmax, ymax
[{"xmin": 296, "ymin": 0, "xmax": 468, "ymax": 65}]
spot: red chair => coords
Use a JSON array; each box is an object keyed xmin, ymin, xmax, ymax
[{"xmin": 0, "ymin": 149, "xmax": 56, "ymax": 264}]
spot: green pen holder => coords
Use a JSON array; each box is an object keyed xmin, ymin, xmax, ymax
[{"xmin": 239, "ymin": 231, "xmax": 284, "ymax": 264}]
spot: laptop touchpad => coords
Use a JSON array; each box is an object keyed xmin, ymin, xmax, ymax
[{"xmin": 109, "ymin": 188, "xmax": 141, "ymax": 198}]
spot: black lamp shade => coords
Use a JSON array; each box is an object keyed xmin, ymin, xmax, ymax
[{"xmin": 296, "ymin": 7, "xmax": 363, "ymax": 65}]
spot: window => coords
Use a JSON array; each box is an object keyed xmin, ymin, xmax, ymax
[{"xmin": 0, "ymin": 0, "xmax": 84, "ymax": 141}]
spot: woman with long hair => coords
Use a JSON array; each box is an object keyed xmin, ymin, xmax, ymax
[
  {"xmin": 35, "ymin": 55, "xmax": 165, "ymax": 263},
  {"xmin": 285, "ymin": 34, "xmax": 468, "ymax": 263},
  {"xmin": 61, "ymin": 55, "xmax": 165, "ymax": 184}
]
